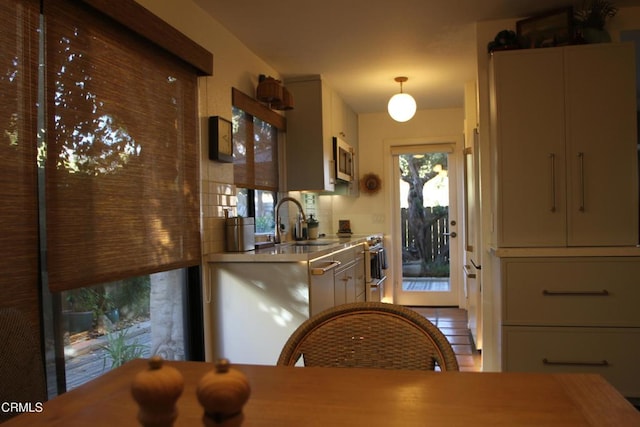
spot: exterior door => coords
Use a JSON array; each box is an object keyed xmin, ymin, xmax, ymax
[{"xmin": 393, "ymin": 147, "xmax": 460, "ymax": 306}]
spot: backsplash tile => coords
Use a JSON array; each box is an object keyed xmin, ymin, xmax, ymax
[{"xmin": 202, "ymin": 180, "xmax": 236, "ymax": 255}]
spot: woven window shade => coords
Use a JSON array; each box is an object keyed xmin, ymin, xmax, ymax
[
  {"xmin": 0, "ymin": 0, "xmax": 41, "ymax": 327},
  {"xmin": 254, "ymin": 117, "xmax": 279, "ymax": 190},
  {"xmin": 232, "ymin": 89, "xmax": 281, "ymax": 191},
  {"xmin": 45, "ymin": 1, "xmax": 201, "ymax": 292},
  {"xmin": 233, "ymin": 108, "xmax": 254, "ymax": 189}
]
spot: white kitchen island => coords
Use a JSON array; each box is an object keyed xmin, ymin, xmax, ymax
[{"xmin": 204, "ymin": 236, "xmax": 373, "ymax": 365}]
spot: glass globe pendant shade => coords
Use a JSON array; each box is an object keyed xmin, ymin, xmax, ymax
[{"xmin": 387, "ymin": 92, "xmax": 417, "ymax": 122}]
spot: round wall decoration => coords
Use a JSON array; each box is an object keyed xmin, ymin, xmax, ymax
[{"xmin": 360, "ymin": 173, "xmax": 382, "ymax": 195}]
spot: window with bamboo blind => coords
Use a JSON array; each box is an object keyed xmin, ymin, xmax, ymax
[
  {"xmin": 0, "ymin": 0, "xmax": 41, "ymax": 333},
  {"xmin": 44, "ymin": 0, "xmax": 209, "ymax": 292},
  {"xmin": 231, "ymin": 88, "xmax": 284, "ymax": 192}
]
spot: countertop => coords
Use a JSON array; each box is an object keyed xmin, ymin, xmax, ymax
[{"xmin": 206, "ymin": 234, "xmax": 374, "ymax": 263}]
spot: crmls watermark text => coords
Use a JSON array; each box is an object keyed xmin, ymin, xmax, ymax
[{"xmin": 1, "ymin": 402, "xmax": 44, "ymax": 414}]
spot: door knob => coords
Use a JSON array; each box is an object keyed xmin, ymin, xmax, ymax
[{"xmin": 444, "ymin": 232, "xmax": 457, "ymax": 238}]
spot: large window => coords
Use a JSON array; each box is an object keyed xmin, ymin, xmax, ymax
[
  {"xmin": 21, "ymin": 0, "xmax": 212, "ymax": 395},
  {"xmin": 38, "ymin": 0, "xmax": 210, "ymax": 395},
  {"xmin": 233, "ymin": 105, "xmax": 278, "ymax": 235},
  {"xmin": 0, "ymin": 0, "xmax": 210, "ymax": 402}
]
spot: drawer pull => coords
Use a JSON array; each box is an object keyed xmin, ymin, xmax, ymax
[
  {"xmin": 549, "ymin": 153, "xmax": 556, "ymax": 212},
  {"xmin": 542, "ymin": 289, "xmax": 609, "ymax": 296},
  {"xmin": 578, "ymin": 152, "xmax": 586, "ymax": 212},
  {"xmin": 543, "ymin": 358, "xmax": 609, "ymax": 367}
]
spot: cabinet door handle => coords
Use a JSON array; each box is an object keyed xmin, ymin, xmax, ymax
[
  {"xmin": 549, "ymin": 153, "xmax": 556, "ymax": 212},
  {"xmin": 463, "ymin": 265, "xmax": 476, "ymax": 279},
  {"xmin": 578, "ymin": 152, "xmax": 585, "ymax": 212},
  {"xmin": 543, "ymin": 358, "xmax": 609, "ymax": 367},
  {"xmin": 329, "ymin": 159, "xmax": 336, "ymax": 184},
  {"xmin": 542, "ymin": 289, "xmax": 609, "ymax": 296},
  {"xmin": 348, "ymin": 148, "xmax": 355, "ymax": 177},
  {"xmin": 311, "ymin": 261, "xmax": 341, "ymax": 275}
]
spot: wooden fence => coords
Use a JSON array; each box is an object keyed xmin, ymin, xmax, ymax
[{"xmin": 400, "ymin": 207, "xmax": 449, "ymax": 264}]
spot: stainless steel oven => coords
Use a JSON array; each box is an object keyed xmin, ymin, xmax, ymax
[{"xmin": 364, "ymin": 235, "xmax": 387, "ymax": 302}]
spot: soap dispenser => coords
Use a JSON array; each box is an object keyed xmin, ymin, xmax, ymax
[{"xmin": 294, "ymin": 212, "xmax": 307, "ymax": 240}]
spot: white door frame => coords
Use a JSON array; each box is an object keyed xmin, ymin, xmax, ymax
[{"xmin": 384, "ymin": 137, "xmax": 464, "ymax": 307}]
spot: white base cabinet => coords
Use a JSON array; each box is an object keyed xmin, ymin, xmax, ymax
[
  {"xmin": 209, "ymin": 262, "xmax": 310, "ymax": 366},
  {"xmin": 310, "ymin": 244, "xmax": 366, "ymax": 314},
  {"xmin": 503, "ymin": 326, "xmax": 640, "ymax": 399},
  {"xmin": 500, "ymin": 257, "xmax": 640, "ymax": 398},
  {"xmin": 207, "ymin": 243, "xmax": 367, "ymax": 365}
]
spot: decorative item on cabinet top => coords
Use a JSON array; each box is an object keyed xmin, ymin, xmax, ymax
[
  {"xmin": 256, "ymin": 74, "xmax": 294, "ymax": 110},
  {"xmin": 516, "ymin": 6, "xmax": 574, "ymax": 49},
  {"xmin": 487, "ymin": 30, "xmax": 522, "ymax": 53},
  {"xmin": 360, "ymin": 173, "xmax": 382, "ymax": 195},
  {"xmin": 573, "ymin": 0, "xmax": 618, "ymax": 43}
]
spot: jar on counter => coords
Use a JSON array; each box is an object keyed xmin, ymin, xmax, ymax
[{"xmin": 307, "ymin": 214, "xmax": 319, "ymax": 240}]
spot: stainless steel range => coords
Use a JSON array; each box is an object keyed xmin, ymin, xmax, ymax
[{"xmin": 364, "ymin": 234, "xmax": 387, "ymax": 302}]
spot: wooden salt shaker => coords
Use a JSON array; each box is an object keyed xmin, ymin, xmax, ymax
[
  {"xmin": 196, "ymin": 358, "xmax": 251, "ymax": 427},
  {"xmin": 131, "ymin": 356, "xmax": 184, "ymax": 427}
]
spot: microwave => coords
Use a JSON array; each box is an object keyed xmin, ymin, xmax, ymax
[{"xmin": 333, "ymin": 136, "xmax": 355, "ymax": 182}]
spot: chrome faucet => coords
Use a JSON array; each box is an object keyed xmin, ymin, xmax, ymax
[{"xmin": 275, "ymin": 197, "xmax": 307, "ymax": 243}]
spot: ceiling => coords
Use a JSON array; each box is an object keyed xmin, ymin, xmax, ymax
[{"xmin": 194, "ymin": 0, "xmax": 640, "ymax": 114}]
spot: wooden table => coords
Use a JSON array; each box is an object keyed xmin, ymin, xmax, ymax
[{"xmin": 5, "ymin": 359, "xmax": 640, "ymax": 426}]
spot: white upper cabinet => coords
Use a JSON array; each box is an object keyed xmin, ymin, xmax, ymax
[
  {"xmin": 564, "ymin": 45, "xmax": 638, "ymax": 246},
  {"xmin": 331, "ymin": 92, "xmax": 358, "ymax": 145},
  {"xmin": 285, "ymin": 77, "xmax": 334, "ymax": 192},
  {"xmin": 285, "ymin": 76, "xmax": 359, "ymax": 194},
  {"xmin": 491, "ymin": 43, "xmax": 638, "ymax": 247}
]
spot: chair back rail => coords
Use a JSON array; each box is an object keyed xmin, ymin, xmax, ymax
[{"xmin": 277, "ymin": 302, "xmax": 459, "ymax": 371}]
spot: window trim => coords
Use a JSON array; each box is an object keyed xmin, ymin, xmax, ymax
[{"xmin": 232, "ymin": 88, "xmax": 286, "ymax": 130}]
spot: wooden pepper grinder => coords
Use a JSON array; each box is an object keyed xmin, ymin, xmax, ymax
[
  {"xmin": 131, "ymin": 356, "xmax": 184, "ymax": 427},
  {"xmin": 196, "ymin": 358, "xmax": 251, "ymax": 427}
]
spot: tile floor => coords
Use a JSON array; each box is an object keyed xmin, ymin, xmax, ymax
[{"xmin": 409, "ymin": 306, "xmax": 482, "ymax": 372}]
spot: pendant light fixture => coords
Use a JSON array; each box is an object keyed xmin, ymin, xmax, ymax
[{"xmin": 387, "ymin": 76, "xmax": 416, "ymax": 122}]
